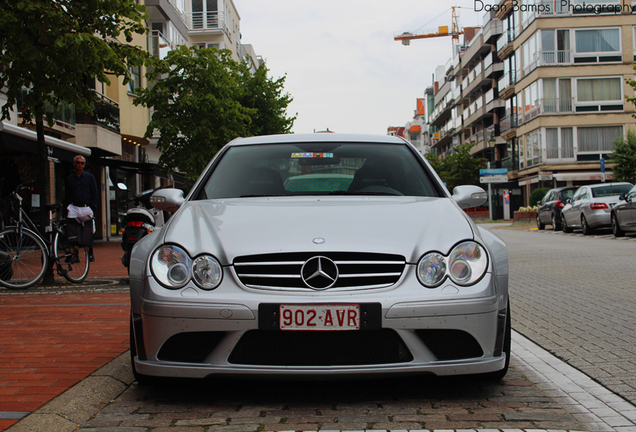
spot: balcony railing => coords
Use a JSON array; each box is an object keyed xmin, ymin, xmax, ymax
[
  {"xmin": 525, "ymin": 97, "xmax": 574, "ymax": 122},
  {"xmin": 19, "ymin": 87, "xmax": 76, "ymax": 130},
  {"xmin": 187, "ymin": 11, "xmax": 229, "ymax": 35},
  {"xmin": 76, "ymin": 91, "xmax": 120, "ymax": 132},
  {"xmin": 547, "ymin": 146, "xmax": 574, "ymax": 159},
  {"xmin": 148, "ymin": 30, "xmax": 171, "ymax": 60},
  {"xmin": 540, "ymin": 50, "xmax": 572, "ymax": 65},
  {"xmin": 500, "ymin": 113, "xmax": 519, "ymax": 133},
  {"xmin": 498, "ymin": 70, "xmax": 516, "ymax": 92}
]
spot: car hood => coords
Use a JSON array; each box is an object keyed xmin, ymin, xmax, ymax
[{"xmin": 159, "ymin": 197, "xmax": 476, "ymax": 264}]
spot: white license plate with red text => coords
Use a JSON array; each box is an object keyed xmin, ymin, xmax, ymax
[{"xmin": 279, "ymin": 304, "xmax": 360, "ymax": 331}]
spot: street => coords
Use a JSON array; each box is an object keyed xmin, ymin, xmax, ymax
[
  {"xmin": 4, "ymin": 226, "xmax": 636, "ymax": 432},
  {"xmin": 495, "ymin": 227, "xmax": 636, "ymax": 406}
]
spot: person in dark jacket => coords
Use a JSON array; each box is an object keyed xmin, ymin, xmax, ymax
[{"xmin": 65, "ymin": 155, "xmax": 98, "ymax": 261}]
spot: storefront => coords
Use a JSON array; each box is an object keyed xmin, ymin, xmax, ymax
[{"xmin": 0, "ymin": 121, "xmax": 91, "ymax": 230}]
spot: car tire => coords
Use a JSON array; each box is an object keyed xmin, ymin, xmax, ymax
[
  {"xmin": 581, "ymin": 215, "xmax": 593, "ymax": 235},
  {"xmin": 551, "ymin": 213, "xmax": 561, "ymax": 231},
  {"xmin": 130, "ymin": 318, "xmax": 156, "ymax": 385},
  {"xmin": 612, "ymin": 213, "xmax": 625, "ymax": 237},
  {"xmin": 561, "ymin": 213, "xmax": 572, "ymax": 233},
  {"xmin": 482, "ymin": 301, "xmax": 511, "ymax": 381},
  {"xmin": 536, "ymin": 214, "xmax": 545, "ymax": 230}
]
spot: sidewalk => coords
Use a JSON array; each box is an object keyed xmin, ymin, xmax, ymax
[{"xmin": 0, "ymin": 240, "xmax": 131, "ymax": 431}]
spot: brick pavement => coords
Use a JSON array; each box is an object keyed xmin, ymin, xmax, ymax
[
  {"xmin": 0, "ymin": 240, "xmax": 130, "ymax": 431},
  {"xmin": 491, "ymin": 227, "xmax": 636, "ymax": 407}
]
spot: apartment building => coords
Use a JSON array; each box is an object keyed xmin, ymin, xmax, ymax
[
  {"xmin": 428, "ymin": 0, "xmax": 636, "ymax": 216},
  {"xmin": 187, "ymin": 0, "xmax": 262, "ymax": 71},
  {"xmin": 1, "ymin": 0, "xmax": 263, "ymax": 239},
  {"xmin": 497, "ymin": 0, "xmax": 636, "ymax": 205}
]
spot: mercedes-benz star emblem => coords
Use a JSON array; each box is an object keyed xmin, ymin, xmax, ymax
[{"xmin": 301, "ymin": 256, "xmax": 339, "ymax": 290}]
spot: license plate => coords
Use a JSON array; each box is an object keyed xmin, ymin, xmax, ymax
[{"xmin": 279, "ymin": 304, "xmax": 360, "ymax": 331}]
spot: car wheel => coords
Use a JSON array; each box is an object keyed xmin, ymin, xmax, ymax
[
  {"xmin": 581, "ymin": 215, "xmax": 592, "ymax": 235},
  {"xmin": 130, "ymin": 317, "xmax": 156, "ymax": 385},
  {"xmin": 482, "ymin": 301, "xmax": 511, "ymax": 381},
  {"xmin": 551, "ymin": 213, "xmax": 561, "ymax": 231},
  {"xmin": 536, "ymin": 214, "xmax": 545, "ymax": 230},
  {"xmin": 612, "ymin": 213, "xmax": 625, "ymax": 237},
  {"xmin": 561, "ymin": 213, "xmax": 572, "ymax": 233}
]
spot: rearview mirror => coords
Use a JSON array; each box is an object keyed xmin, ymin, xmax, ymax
[
  {"xmin": 150, "ymin": 188, "xmax": 185, "ymax": 213},
  {"xmin": 452, "ymin": 185, "xmax": 487, "ymax": 209}
]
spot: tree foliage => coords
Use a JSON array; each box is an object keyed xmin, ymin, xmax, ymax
[
  {"xmin": 425, "ymin": 144, "xmax": 487, "ymax": 191},
  {"xmin": 133, "ymin": 46, "xmax": 296, "ymax": 182},
  {"xmin": 610, "ymin": 129, "xmax": 636, "ymax": 184},
  {"xmin": 0, "ymin": 0, "xmax": 149, "ymax": 124}
]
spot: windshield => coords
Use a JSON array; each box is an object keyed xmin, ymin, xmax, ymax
[
  {"xmin": 591, "ymin": 184, "xmax": 633, "ymax": 198},
  {"xmin": 198, "ymin": 142, "xmax": 441, "ymax": 199}
]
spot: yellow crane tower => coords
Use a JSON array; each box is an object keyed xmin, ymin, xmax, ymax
[{"xmin": 394, "ymin": 6, "xmax": 463, "ymax": 49}]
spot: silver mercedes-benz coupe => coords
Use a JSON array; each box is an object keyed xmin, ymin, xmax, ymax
[{"xmin": 129, "ymin": 133, "xmax": 510, "ymax": 382}]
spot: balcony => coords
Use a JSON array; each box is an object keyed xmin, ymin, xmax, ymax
[
  {"xmin": 75, "ymin": 91, "xmax": 121, "ymax": 156},
  {"xmin": 497, "ymin": 71, "xmax": 517, "ymax": 100},
  {"xmin": 148, "ymin": 30, "xmax": 172, "ymax": 60},
  {"xmin": 496, "ymin": 29, "xmax": 515, "ymax": 60},
  {"xmin": 525, "ymin": 97, "xmax": 574, "ymax": 122},
  {"xmin": 187, "ymin": 11, "xmax": 229, "ymax": 35},
  {"xmin": 18, "ymin": 87, "xmax": 76, "ymax": 137}
]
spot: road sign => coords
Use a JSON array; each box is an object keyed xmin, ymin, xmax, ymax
[
  {"xmin": 480, "ymin": 175, "xmax": 509, "ymax": 184},
  {"xmin": 480, "ymin": 168, "xmax": 508, "ymax": 176}
]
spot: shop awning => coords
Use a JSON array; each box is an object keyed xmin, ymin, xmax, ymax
[
  {"xmin": 553, "ymin": 172, "xmax": 613, "ymax": 182},
  {"xmin": 0, "ymin": 121, "xmax": 91, "ymax": 158}
]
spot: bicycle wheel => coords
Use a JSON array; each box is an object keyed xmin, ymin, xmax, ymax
[
  {"xmin": 53, "ymin": 227, "xmax": 89, "ymax": 283},
  {"xmin": 0, "ymin": 227, "xmax": 49, "ymax": 289}
]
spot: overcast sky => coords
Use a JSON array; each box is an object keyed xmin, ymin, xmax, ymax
[{"xmin": 238, "ymin": 1, "xmax": 485, "ymax": 135}]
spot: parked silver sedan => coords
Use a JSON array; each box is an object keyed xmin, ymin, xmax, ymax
[
  {"xmin": 129, "ymin": 134, "xmax": 510, "ymax": 382},
  {"xmin": 561, "ymin": 182, "xmax": 633, "ymax": 234},
  {"xmin": 611, "ymin": 184, "xmax": 636, "ymax": 237}
]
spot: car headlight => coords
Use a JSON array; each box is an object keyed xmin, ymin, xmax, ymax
[
  {"xmin": 151, "ymin": 245, "xmax": 223, "ymax": 290},
  {"xmin": 417, "ymin": 241, "xmax": 488, "ymax": 288},
  {"xmin": 192, "ymin": 255, "xmax": 223, "ymax": 289}
]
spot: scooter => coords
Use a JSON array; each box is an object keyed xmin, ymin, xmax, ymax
[{"xmin": 118, "ymin": 183, "xmax": 167, "ymax": 269}]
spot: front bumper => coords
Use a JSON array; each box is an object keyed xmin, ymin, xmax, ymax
[{"xmin": 132, "ymin": 269, "xmax": 508, "ymax": 379}]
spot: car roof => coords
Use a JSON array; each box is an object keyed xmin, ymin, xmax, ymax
[
  {"xmin": 227, "ymin": 133, "xmax": 409, "ymax": 147},
  {"xmin": 587, "ymin": 182, "xmax": 632, "ymax": 188}
]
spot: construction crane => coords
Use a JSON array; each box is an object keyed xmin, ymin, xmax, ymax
[{"xmin": 394, "ymin": 6, "xmax": 463, "ymax": 47}]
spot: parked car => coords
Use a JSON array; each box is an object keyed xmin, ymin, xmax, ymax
[
  {"xmin": 561, "ymin": 182, "xmax": 633, "ymax": 234},
  {"xmin": 536, "ymin": 186, "xmax": 578, "ymax": 231},
  {"xmin": 610, "ymin": 184, "xmax": 636, "ymax": 237},
  {"xmin": 128, "ymin": 133, "xmax": 511, "ymax": 383}
]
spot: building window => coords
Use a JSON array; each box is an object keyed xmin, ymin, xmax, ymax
[
  {"xmin": 577, "ymin": 126, "xmax": 622, "ymax": 153},
  {"xmin": 546, "ymin": 127, "xmax": 574, "ymax": 159},
  {"xmin": 574, "ymin": 28, "xmax": 621, "ymax": 63},
  {"xmin": 524, "ymin": 129, "xmax": 542, "ymax": 168},
  {"xmin": 128, "ymin": 66, "xmax": 141, "ymax": 94},
  {"xmin": 575, "ymin": 77, "xmax": 623, "ymax": 112}
]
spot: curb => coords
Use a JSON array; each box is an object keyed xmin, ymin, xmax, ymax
[{"xmin": 5, "ymin": 352, "xmax": 134, "ymax": 432}]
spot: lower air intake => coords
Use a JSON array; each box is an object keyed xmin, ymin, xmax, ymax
[{"xmin": 228, "ymin": 329, "xmax": 413, "ymax": 366}]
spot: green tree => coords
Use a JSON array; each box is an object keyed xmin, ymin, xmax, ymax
[
  {"xmin": 239, "ymin": 65, "xmax": 295, "ymax": 136},
  {"xmin": 427, "ymin": 144, "xmax": 487, "ymax": 191},
  {"xmin": 0, "ymin": 1, "xmax": 148, "ymax": 200},
  {"xmin": 133, "ymin": 46, "xmax": 296, "ymax": 181},
  {"xmin": 610, "ymin": 130, "xmax": 636, "ymax": 184},
  {"xmin": 1, "ymin": 0, "xmax": 149, "ymax": 282}
]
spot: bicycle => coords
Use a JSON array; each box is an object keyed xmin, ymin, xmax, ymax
[{"xmin": 0, "ymin": 181, "xmax": 90, "ymax": 290}]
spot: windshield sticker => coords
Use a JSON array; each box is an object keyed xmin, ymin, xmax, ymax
[{"xmin": 291, "ymin": 153, "xmax": 334, "ymax": 158}]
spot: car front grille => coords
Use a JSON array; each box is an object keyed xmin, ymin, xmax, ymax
[
  {"xmin": 228, "ymin": 329, "xmax": 413, "ymax": 366},
  {"xmin": 233, "ymin": 251, "xmax": 406, "ymax": 291}
]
